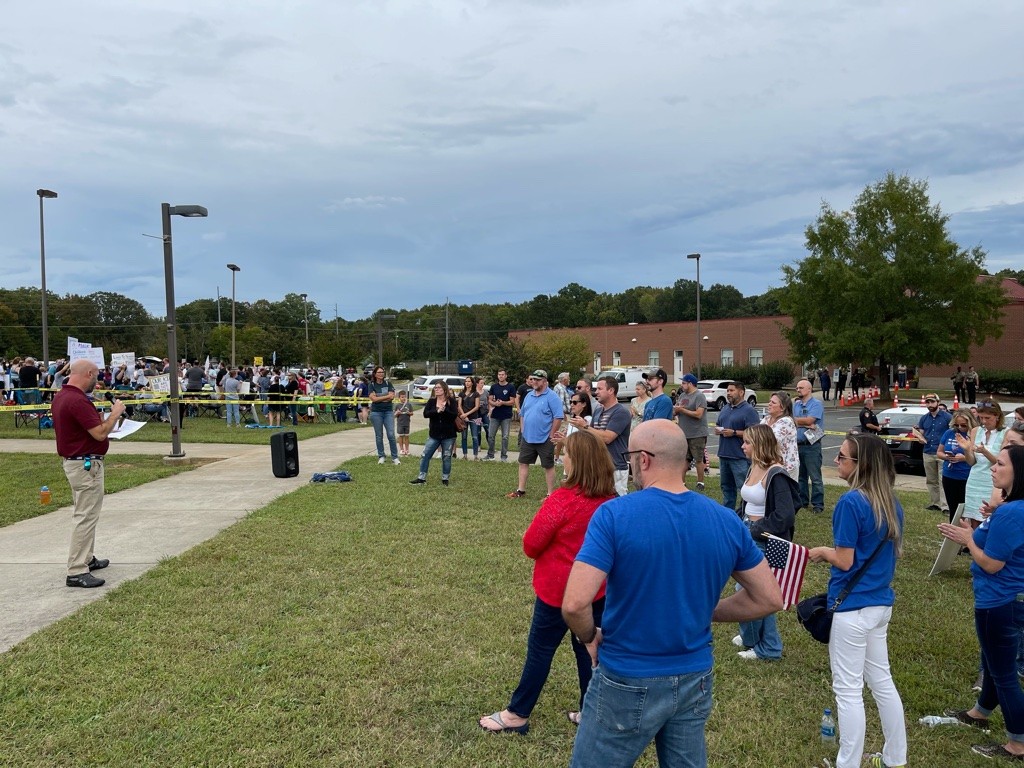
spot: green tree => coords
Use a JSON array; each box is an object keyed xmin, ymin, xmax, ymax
[
  {"xmin": 479, "ymin": 336, "xmax": 534, "ymax": 384},
  {"xmin": 780, "ymin": 173, "xmax": 1006, "ymax": 394},
  {"xmin": 530, "ymin": 332, "xmax": 590, "ymax": 379}
]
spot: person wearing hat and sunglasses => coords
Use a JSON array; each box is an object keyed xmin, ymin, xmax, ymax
[
  {"xmin": 507, "ymin": 370, "xmax": 564, "ymax": 499},
  {"xmin": 641, "ymin": 368, "xmax": 673, "ymax": 421},
  {"xmin": 911, "ymin": 393, "xmax": 952, "ymax": 513}
]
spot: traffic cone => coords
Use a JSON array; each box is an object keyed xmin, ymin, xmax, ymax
[
  {"xmin": 953, "ymin": 395, "xmax": 959, "ymax": 411},
  {"xmin": 893, "ymin": 391, "xmax": 899, "ymax": 408},
  {"xmin": 920, "ymin": 393, "xmax": 926, "ymax": 405}
]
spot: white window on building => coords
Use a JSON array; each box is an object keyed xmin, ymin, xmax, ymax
[
  {"xmin": 721, "ymin": 348, "xmax": 734, "ymax": 366},
  {"xmin": 612, "ymin": 351, "xmax": 621, "ymax": 366},
  {"xmin": 593, "ymin": 352, "xmax": 602, "ymax": 374},
  {"xmin": 749, "ymin": 348, "xmax": 764, "ymax": 367},
  {"xmin": 648, "ymin": 350, "xmax": 660, "ymax": 367},
  {"xmin": 673, "ymin": 350, "xmax": 684, "ymax": 382}
]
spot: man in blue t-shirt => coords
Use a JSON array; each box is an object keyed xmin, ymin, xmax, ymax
[
  {"xmin": 507, "ymin": 370, "xmax": 563, "ymax": 498},
  {"xmin": 913, "ymin": 393, "xmax": 952, "ymax": 513},
  {"xmin": 794, "ymin": 378, "xmax": 826, "ymax": 514},
  {"xmin": 562, "ymin": 420, "xmax": 782, "ymax": 768},
  {"xmin": 484, "ymin": 369, "xmax": 517, "ymax": 461},
  {"xmin": 715, "ymin": 381, "xmax": 761, "ymax": 513},
  {"xmin": 641, "ymin": 368, "xmax": 674, "ymax": 421}
]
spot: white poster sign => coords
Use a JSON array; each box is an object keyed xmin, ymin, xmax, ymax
[
  {"xmin": 148, "ymin": 374, "xmax": 171, "ymax": 393},
  {"xmin": 111, "ymin": 352, "xmax": 136, "ymax": 369}
]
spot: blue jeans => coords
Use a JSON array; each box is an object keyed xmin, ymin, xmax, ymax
[
  {"xmin": 507, "ymin": 597, "xmax": 605, "ymax": 718},
  {"xmin": 370, "ymin": 410, "xmax": 398, "ymax": 459},
  {"xmin": 975, "ymin": 597, "xmax": 1024, "ymax": 741},
  {"xmin": 718, "ymin": 457, "xmax": 749, "ymax": 513},
  {"xmin": 418, "ymin": 436, "xmax": 455, "ymax": 479},
  {"xmin": 570, "ymin": 666, "xmax": 713, "ymax": 768},
  {"xmin": 797, "ymin": 441, "xmax": 824, "ymax": 510},
  {"xmin": 737, "ymin": 537, "xmax": 782, "ymax": 659},
  {"xmin": 225, "ymin": 400, "xmax": 240, "ymax": 425},
  {"xmin": 461, "ymin": 421, "xmax": 481, "ymax": 457},
  {"xmin": 487, "ymin": 418, "xmax": 512, "ymax": 459}
]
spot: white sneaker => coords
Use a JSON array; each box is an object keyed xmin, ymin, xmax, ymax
[
  {"xmin": 731, "ymin": 634, "xmax": 745, "ymax": 647},
  {"xmin": 737, "ymin": 650, "xmax": 759, "ymax": 660},
  {"xmin": 393, "ymin": 458, "xmax": 401, "ymax": 465},
  {"xmin": 378, "ymin": 457, "xmax": 386, "ymax": 465}
]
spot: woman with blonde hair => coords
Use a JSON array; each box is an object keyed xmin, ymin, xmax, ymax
[
  {"xmin": 809, "ymin": 434, "xmax": 906, "ymax": 768},
  {"xmin": 734, "ymin": 424, "xmax": 800, "ymax": 661},
  {"xmin": 937, "ymin": 410, "xmax": 977, "ymax": 522},
  {"xmin": 479, "ymin": 429, "xmax": 615, "ymax": 734},
  {"xmin": 761, "ymin": 390, "xmax": 800, "ymax": 479},
  {"xmin": 959, "ymin": 401, "xmax": 1007, "ymax": 526}
]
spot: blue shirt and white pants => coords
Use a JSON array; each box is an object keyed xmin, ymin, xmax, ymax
[
  {"xmin": 917, "ymin": 409, "xmax": 952, "ymax": 511},
  {"xmin": 794, "ymin": 395, "xmax": 825, "ymax": 513},
  {"xmin": 570, "ymin": 489, "xmax": 763, "ymax": 768},
  {"xmin": 715, "ymin": 402, "xmax": 760, "ymax": 513},
  {"xmin": 827, "ymin": 490, "xmax": 906, "ymax": 768}
]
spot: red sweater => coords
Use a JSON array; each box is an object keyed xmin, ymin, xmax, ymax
[{"xmin": 523, "ymin": 486, "xmax": 612, "ymax": 607}]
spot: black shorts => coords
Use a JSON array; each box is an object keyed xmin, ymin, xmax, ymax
[{"xmin": 519, "ymin": 440, "xmax": 555, "ymax": 469}]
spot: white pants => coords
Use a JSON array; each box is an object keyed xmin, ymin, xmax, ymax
[
  {"xmin": 829, "ymin": 606, "xmax": 907, "ymax": 768},
  {"xmin": 613, "ymin": 469, "xmax": 629, "ymax": 497}
]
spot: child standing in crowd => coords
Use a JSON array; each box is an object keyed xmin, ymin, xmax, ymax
[{"xmin": 395, "ymin": 390, "xmax": 413, "ymax": 456}]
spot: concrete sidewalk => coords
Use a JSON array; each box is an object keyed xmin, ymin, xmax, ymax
[{"xmin": 0, "ymin": 427, "xmax": 383, "ymax": 652}]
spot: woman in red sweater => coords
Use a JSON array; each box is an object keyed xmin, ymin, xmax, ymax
[{"xmin": 479, "ymin": 429, "xmax": 615, "ymax": 735}]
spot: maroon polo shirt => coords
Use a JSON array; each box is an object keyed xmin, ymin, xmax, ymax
[{"xmin": 52, "ymin": 384, "xmax": 107, "ymax": 458}]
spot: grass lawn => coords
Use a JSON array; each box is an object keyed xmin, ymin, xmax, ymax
[
  {"xmin": 0, "ymin": 459, "xmax": 987, "ymax": 766},
  {"xmin": 0, "ymin": 411, "xmax": 360, "ymax": 445},
  {"xmin": 0, "ymin": 454, "xmax": 213, "ymax": 529}
]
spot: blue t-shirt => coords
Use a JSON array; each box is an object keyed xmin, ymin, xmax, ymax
[
  {"xmin": 519, "ymin": 387, "xmax": 564, "ymax": 444},
  {"xmin": 489, "ymin": 382, "xmax": 516, "ymax": 420},
  {"xmin": 972, "ymin": 500, "xmax": 1024, "ymax": 609},
  {"xmin": 642, "ymin": 393, "xmax": 674, "ymax": 421},
  {"xmin": 369, "ymin": 380, "xmax": 394, "ymax": 412},
  {"xmin": 793, "ymin": 396, "xmax": 824, "ymax": 443},
  {"xmin": 828, "ymin": 490, "xmax": 902, "ymax": 612},
  {"xmin": 917, "ymin": 410, "xmax": 952, "ymax": 454},
  {"xmin": 940, "ymin": 428, "xmax": 970, "ymax": 480},
  {"xmin": 715, "ymin": 401, "xmax": 760, "ymax": 459},
  {"xmin": 576, "ymin": 489, "xmax": 763, "ymax": 677}
]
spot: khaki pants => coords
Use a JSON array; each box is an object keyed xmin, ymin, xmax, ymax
[
  {"xmin": 64, "ymin": 459, "xmax": 105, "ymax": 576},
  {"xmin": 922, "ymin": 452, "xmax": 946, "ymax": 510}
]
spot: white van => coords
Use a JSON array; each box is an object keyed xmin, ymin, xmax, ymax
[{"xmin": 595, "ymin": 367, "xmax": 657, "ymax": 402}]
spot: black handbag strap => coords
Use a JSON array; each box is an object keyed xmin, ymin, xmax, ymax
[{"xmin": 829, "ymin": 538, "xmax": 890, "ymax": 612}]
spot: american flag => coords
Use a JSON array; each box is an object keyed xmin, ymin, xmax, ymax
[{"xmin": 763, "ymin": 535, "xmax": 809, "ymax": 610}]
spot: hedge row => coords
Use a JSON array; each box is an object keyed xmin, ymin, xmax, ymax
[
  {"xmin": 977, "ymin": 370, "xmax": 1024, "ymax": 397},
  {"xmin": 694, "ymin": 360, "xmax": 796, "ymax": 391}
]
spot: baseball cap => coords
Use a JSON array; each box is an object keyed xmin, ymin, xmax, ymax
[
  {"xmin": 642, "ymin": 368, "xmax": 668, "ymax": 382},
  {"xmin": 682, "ymin": 374, "xmax": 698, "ymax": 385},
  {"xmin": 531, "ymin": 369, "xmax": 548, "ymax": 380},
  {"xmin": 924, "ymin": 393, "xmax": 940, "ymax": 403}
]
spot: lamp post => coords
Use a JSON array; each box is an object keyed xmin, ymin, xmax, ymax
[
  {"xmin": 37, "ymin": 189, "xmax": 58, "ymax": 368},
  {"xmin": 686, "ymin": 253, "xmax": 702, "ymax": 379},
  {"xmin": 162, "ymin": 202, "xmax": 208, "ymax": 460},
  {"xmin": 300, "ymin": 293, "xmax": 309, "ymax": 369},
  {"xmin": 227, "ymin": 264, "xmax": 240, "ymax": 368},
  {"xmin": 376, "ymin": 312, "xmax": 396, "ymax": 368}
]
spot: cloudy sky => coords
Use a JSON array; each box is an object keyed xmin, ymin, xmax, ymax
[{"xmin": 3, "ymin": 0, "xmax": 1022, "ymax": 324}]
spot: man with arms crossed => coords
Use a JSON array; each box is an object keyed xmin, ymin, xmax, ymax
[
  {"xmin": 793, "ymin": 378, "xmax": 825, "ymax": 514},
  {"xmin": 506, "ymin": 370, "xmax": 563, "ymax": 498},
  {"xmin": 912, "ymin": 393, "xmax": 951, "ymax": 512},
  {"xmin": 484, "ymin": 370, "xmax": 516, "ymax": 462},
  {"xmin": 52, "ymin": 360, "xmax": 126, "ymax": 588},
  {"xmin": 714, "ymin": 382, "xmax": 760, "ymax": 513},
  {"xmin": 563, "ymin": 420, "xmax": 783, "ymax": 768},
  {"xmin": 673, "ymin": 373, "xmax": 709, "ymax": 491}
]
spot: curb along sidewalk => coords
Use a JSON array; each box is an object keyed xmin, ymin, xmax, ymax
[{"xmin": 0, "ymin": 427, "xmax": 382, "ymax": 653}]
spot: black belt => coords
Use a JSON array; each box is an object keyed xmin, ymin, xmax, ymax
[{"xmin": 66, "ymin": 455, "xmax": 104, "ymax": 461}]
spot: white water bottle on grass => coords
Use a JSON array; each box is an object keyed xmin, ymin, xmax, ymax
[
  {"xmin": 919, "ymin": 715, "xmax": 960, "ymax": 727},
  {"xmin": 820, "ymin": 708, "xmax": 836, "ymax": 742}
]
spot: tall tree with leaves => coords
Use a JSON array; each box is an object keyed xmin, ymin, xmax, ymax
[{"xmin": 780, "ymin": 173, "xmax": 1006, "ymax": 394}]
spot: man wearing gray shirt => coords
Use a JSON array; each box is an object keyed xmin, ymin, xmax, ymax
[{"xmin": 673, "ymin": 373, "xmax": 709, "ymax": 491}]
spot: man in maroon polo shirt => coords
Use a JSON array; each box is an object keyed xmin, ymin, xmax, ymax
[{"xmin": 52, "ymin": 360, "xmax": 125, "ymax": 588}]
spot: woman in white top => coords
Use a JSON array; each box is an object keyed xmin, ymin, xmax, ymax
[
  {"xmin": 761, "ymin": 391, "xmax": 800, "ymax": 480},
  {"xmin": 960, "ymin": 401, "xmax": 1007, "ymax": 525},
  {"xmin": 734, "ymin": 424, "xmax": 800, "ymax": 661},
  {"xmin": 629, "ymin": 381, "xmax": 650, "ymax": 430}
]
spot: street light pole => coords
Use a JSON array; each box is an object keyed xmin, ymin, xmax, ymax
[
  {"xmin": 686, "ymin": 253, "xmax": 702, "ymax": 379},
  {"xmin": 376, "ymin": 312, "xmax": 396, "ymax": 368},
  {"xmin": 162, "ymin": 203, "xmax": 208, "ymax": 460},
  {"xmin": 227, "ymin": 264, "xmax": 240, "ymax": 368},
  {"xmin": 37, "ymin": 189, "xmax": 58, "ymax": 368},
  {"xmin": 300, "ymin": 293, "xmax": 309, "ymax": 369}
]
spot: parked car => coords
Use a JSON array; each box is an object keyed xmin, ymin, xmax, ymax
[
  {"xmin": 697, "ymin": 380, "xmax": 759, "ymax": 411},
  {"xmin": 875, "ymin": 405, "xmax": 927, "ymax": 474},
  {"xmin": 408, "ymin": 375, "xmax": 467, "ymax": 402}
]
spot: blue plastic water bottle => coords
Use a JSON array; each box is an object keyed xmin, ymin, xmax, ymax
[{"xmin": 820, "ymin": 708, "xmax": 836, "ymax": 742}]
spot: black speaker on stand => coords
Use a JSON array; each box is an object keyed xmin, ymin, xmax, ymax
[{"xmin": 270, "ymin": 431, "xmax": 299, "ymax": 477}]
